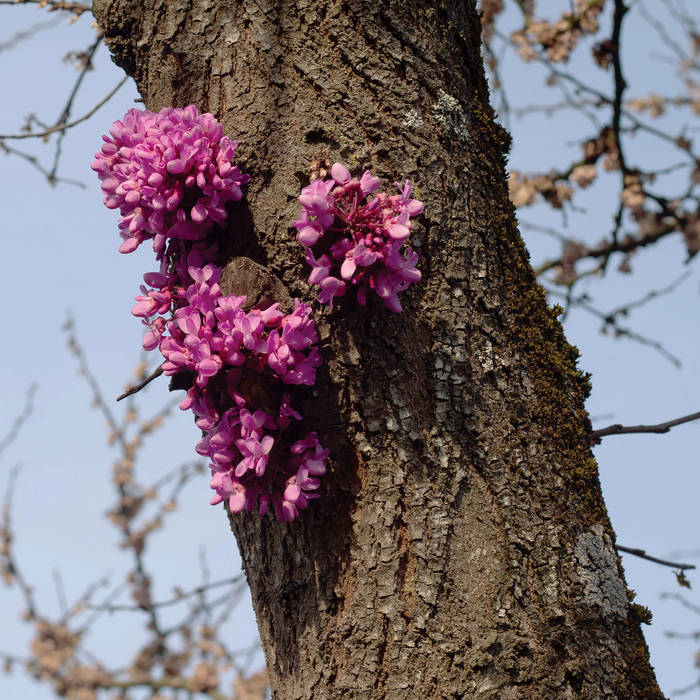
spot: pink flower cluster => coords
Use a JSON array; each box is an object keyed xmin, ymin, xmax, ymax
[
  {"xmin": 95, "ymin": 107, "xmax": 328, "ymax": 522},
  {"xmin": 133, "ymin": 265, "xmax": 321, "ymax": 395},
  {"xmin": 295, "ymin": 162, "xmax": 424, "ymax": 312},
  {"xmin": 91, "ymin": 105, "xmax": 249, "ymax": 259},
  {"xmin": 130, "ymin": 263, "xmax": 326, "ymax": 521},
  {"xmin": 201, "ymin": 408, "xmax": 329, "ymax": 522}
]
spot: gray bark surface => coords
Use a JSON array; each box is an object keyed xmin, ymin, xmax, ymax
[{"xmin": 93, "ymin": 0, "xmax": 663, "ymax": 697}]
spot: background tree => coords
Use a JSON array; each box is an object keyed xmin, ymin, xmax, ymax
[{"xmin": 1, "ymin": 0, "xmax": 698, "ymax": 698}]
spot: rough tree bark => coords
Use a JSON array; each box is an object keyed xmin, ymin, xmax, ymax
[{"xmin": 93, "ymin": 1, "xmax": 663, "ymax": 697}]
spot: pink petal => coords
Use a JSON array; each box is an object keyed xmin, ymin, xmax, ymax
[
  {"xmin": 360, "ymin": 171, "xmax": 381, "ymax": 194},
  {"xmin": 388, "ymin": 223, "xmax": 410, "ymax": 240},
  {"xmin": 261, "ymin": 435, "xmax": 274, "ymax": 454},
  {"xmin": 330, "ymin": 162, "xmax": 351, "ymax": 184},
  {"xmin": 384, "ymin": 293, "xmax": 402, "ymax": 312},
  {"xmin": 119, "ymin": 237, "xmax": 139, "ymax": 254},
  {"xmin": 166, "ymin": 159, "xmax": 186, "ymax": 174},
  {"xmin": 285, "ymin": 483, "xmax": 301, "ymax": 503},
  {"xmin": 229, "ymin": 491, "xmax": 247, "ymax": 513},
  {"xmin": 340, "ymin": 257, "xmax": 356, "ymax": 280},
  {"xmin": 407, "ymin": 199, "xmax": 424, "ymax": 215},
  {"xmin": 297, "ymin": 225, "xmax": 322, "ymax": 246},
  {"xmin": 309, "ymin": 266, "xmax": 330, "ymax": 285},
  {"xmin": 191, "ymin": 202, "xmax": 208, "ymax": 223}
]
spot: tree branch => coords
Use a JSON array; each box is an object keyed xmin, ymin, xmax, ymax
[
  {"xmin": 615, "ymin": 544, "xmax": 695, "ymax": 571},
  {"xmin": 615, "ymin": 545, "xmax": 695, "ymax": 572},
  {"xmin": 0, "ymin": 76, "xmax": 128, "ymax": 141},
  {"xmin": 116, "ymin": 364, "xmax": 164, "ymax": 402},
  {"xmin": 0, "ymin": 383, "xmax": 36, "ymax": 460},
  {"xmin": 89, "ymin": 575, "xmax": 245, "ymax": 612},
  {"xmin": 591, "ymin": 409, "xmax": 700, "ymax": 442}
]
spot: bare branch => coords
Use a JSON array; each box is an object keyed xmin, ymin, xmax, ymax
[
  {"xmin": 615, "ymin": 545, "xmax": 696, "ymax": 572},
  {"xmin": 534, "ymin": 221, "xmax": 678, "ymax": 277},
  {"xmin": 671, "ymin": 679, "xmax": 700, "ymax": 697},
  {"xmin": 0, "ymin": 76, "xmax": 129, "ymax": 141},
  {"xmin": 544, "ymin": 285, "xmax": 683, "ymax": 367},
  {"xmin": 0, "ymin": 140, "xmax": 86, "ymax": 187},
  {"xmin": 52, "ymin": 569, "xmax": 68, "ymax": 618},
  {"xmin": 0, "ymin": 383, "xmax": 36, "ymax": 460},
  {"xmin": 106, "ymin": 678, "xmax": 230, "ymax": 700},
  {"xmin": 1, "ymin": 465, "xmax": 37, "ymax": 618},
  {"xmin": 48, "ymin": 32, "xmax": 102, "ymax": 180},
  {"xmin": 660, "ymin": 592, "xmax": 700, "ymax": 615},
  {"xmin": 90, "ymin": 576, "xmax": 246, "ymax": 613},
  {"xmin": 591, "ymin": 409, "xmax": 700, "ymax": 442},
  {"xmin": 0, "ymin": 1, "xmax": 91, "ymax": 16},
  {"xmin": 116, "ymin": 363, "xmax": 164, "ymax": 402},
  {"xmin": 0, "ymin": 16, "xmax": 62, "ymax": 52}
]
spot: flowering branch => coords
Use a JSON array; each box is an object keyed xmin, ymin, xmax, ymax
[{"xmin": 92, "ymin": 106, "xmax": 339, "ymax": 522}]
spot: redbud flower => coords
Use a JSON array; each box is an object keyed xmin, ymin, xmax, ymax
[
  {"xmin": 96, "ymin": 106, "xmax": 331, "ymax": 522},
  {"xmin": 295, "ymin": 163, "xmax": 424, "ymax": 311},
  {"xmin": 92, "ymin": 105, "xmax": 249, "ymax": 259}
]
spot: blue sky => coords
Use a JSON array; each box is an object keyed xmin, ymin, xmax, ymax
[{"xmin": 1, "ymin": 2, "xmax": 699, "ymax": 697}]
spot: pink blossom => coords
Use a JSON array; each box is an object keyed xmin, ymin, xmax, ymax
[
  {"xmin": 92, "ymin": 105, "xmax": 249, "ymax": 259},
  {"xmin": 295, "ymin": 163, "xmax": 423, "ymax": 311},
  {"xmin": 96, "ymin": 107, "xmax": 331, "ymax": 522},
  {"xmin": 202, "ymin": 401, "xmax": 329, "ymax": 521},
  {"xmin": 128, "ymin": 263, "xmax": 327, "ymax": 521}
]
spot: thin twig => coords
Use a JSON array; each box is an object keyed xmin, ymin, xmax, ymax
[
  {"xmin": 545, "ymin": 285, "xmax": 682, "ymax": 367},
  {"xmin": 2, "ymin": 465, "xmax": 37, "ymax": 618},
  {"xmin": 0, "ymin": 383, "xmax": 37, "ymax": 460},
  {"xmin": 0, "ymin": 140, "xmax": 86, "ymax": 187},
  {"xmin": 535, "ymin": 222, "xmax": 678, "ymax": 277},
  {"xmin": 671, "ymin": 679, "xmax": 700, "ymax": 697},
  {"xmin": 0, "ymin": 0, "xmax": 91, "ymax": 12},
  {"xmin": 0, "ymin": 17, "xmax": 63, "ymax": 52},
  {"xmin": 591, "ymin": 409, "xmax": 700, "ymax": 442},
  {"xmin": 615, "ymin": 545, "xmax": 696, "ymax": 571},
  {"xmin": 611, "ymin": 0, "xmax": 630, "ymax": 175},
  {"xmin": 89, "ymin": 575, "xmax": 245, "ymax": 612},
  {"xmin": 660, "ymin": 592, "xmax": 700, "ymax": 615},
  {"xmin": 49, "ymin": 33, "xmax": 102, "ymax": 180},
  {"xmin": 0, "ymin": 76, "xmax": 129, "ymax": 141},
  {"xmin": 53, "ymin": 569, "xmax": 68, "ymax": 617},
  {"xmin": 117, "ymin": 364, "xmax": 164, "ymax": 402},
  {"xmin": 106, "ymin": 678, "xmax": 229, "ymax": 700}
]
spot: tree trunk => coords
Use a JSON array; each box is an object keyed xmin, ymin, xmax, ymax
[{"xmin": 93, "ymin": 0, "xmax": 663, "ymax": 697}]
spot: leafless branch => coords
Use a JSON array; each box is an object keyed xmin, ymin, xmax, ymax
[
  {"xmin": 1, "ymin": 465, "xmax": 37, "ymax": 618},
  {"xmin": 90, "ymin": 576, "xmax": 246, "ymax": 612},
  {"xmin": 591, "ymin": 409, "xmax": 700, "ymax": 442},
  {"xmin": 661, "ymin": 592, "xmax": 700, "ymax": 615},
  {"xmin": 534, "ymin": 222, "xmax": 678, "ymax": 277},
  {"xmin": 544, "ymin": 285, "xmax": 683, "ymax": 367},
  {"xmin": 48, "ymin": 32, "xmax": 102, "ymax": 180},
  {"xmin": 615, "ymin": 545, "xmax": 696, "ymax": 572},
  {"xmin": 0, "ymin": 16, "xmax": 62, "ymax": 52},
  {"xmin": 0, "ymin": 1, "xmax": 91, "ymax": 16},
  {"xmin": 0, "ymin": 140, "xmax": 86, "ymax": 187},
  {"xmin": 0, "ymin": 383, "xmax": 36, "ymax": 460},
  {"xmin": 672, "ymin": 679, "xmax": 700, "ymax": 697},
  {"xmin": 0, "ymin": 76, "xmax": 129, "ymax": 142},
  {"xmin": 116, "ymin": 363, "xmax": 164, "ymax": 402}
]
